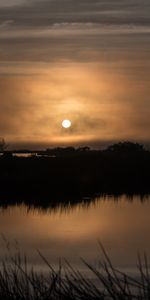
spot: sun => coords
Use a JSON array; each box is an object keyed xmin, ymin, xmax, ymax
[{"xmin": 62, "ymin": 119, "xmax": 72, "ymax": 129}]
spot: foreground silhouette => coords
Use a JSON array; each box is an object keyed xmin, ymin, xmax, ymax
[
  {"xmin": 0, "ymin": 244, "xmax": 150, "ymax": 300},
  {"xmin": 0, "ymin": 142, "xmax": 150, "ymax": 205}
]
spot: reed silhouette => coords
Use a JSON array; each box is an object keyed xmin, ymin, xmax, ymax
[{"xmin": 0, "ymin": 243, "xmax": 150, "ymax": 300}]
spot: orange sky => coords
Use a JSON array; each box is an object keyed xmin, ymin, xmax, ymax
[
  {"xmin": 1, "ymin": 57, "xmax": 150, "ymax": 148},
  {"xmin": 0, "ymin": 0, "xmax": 150, "ymax": 148}
]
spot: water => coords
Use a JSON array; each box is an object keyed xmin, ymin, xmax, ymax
[
  {"xmin": 13, "ymin": 153, "xmax": 35, "ymax": 157},
  {"xmin": 8, "ymin": 153, "xmax": 56, "ymax": 158},
  {"xmin": 0, "ymin": 195, "xmax": 150, "ymax": 276}
]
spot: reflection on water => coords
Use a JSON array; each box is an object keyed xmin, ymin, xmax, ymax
[
  {"xmin": 12, "ymin": 153, "xmax": 56, "ymax": 157},
  {"xmin": 0, "ymin": 195, "xmax": 150, "ymax": 275},
  {"xmin": 13, "ymin": 153, "xmax": 35, "ymax": 157}
]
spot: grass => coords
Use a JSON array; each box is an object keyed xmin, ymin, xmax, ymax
[{"xmin": 0, "ymin": 244, "xmax": 150, "ymax": 299}]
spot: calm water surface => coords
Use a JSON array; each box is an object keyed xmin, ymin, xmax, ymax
[{"xmin": 0, "ymin": 195, "xmax": 150, "ymax": 276}]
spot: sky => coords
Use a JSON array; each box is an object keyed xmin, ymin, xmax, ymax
[{"xmin": 0, "ymin": 0, "xmax": 150, "ymax": 149}]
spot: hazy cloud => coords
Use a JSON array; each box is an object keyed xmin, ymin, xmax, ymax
[
  {"xmin": 0, "ymin": 0, "xmax": 150, "ymax": 28},
  {"xmin": 0, "ymin": 0, "xmax": 149, "ymax": 65},
  {"xmin": 0, "ymin": 0, "xmax": 150, "ymax": 147}
]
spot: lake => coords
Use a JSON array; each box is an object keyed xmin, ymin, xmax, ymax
[{"xmin": 0, "ymin": 195, "xmax": 150, "ymax": 277}]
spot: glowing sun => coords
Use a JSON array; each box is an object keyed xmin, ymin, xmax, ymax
[{"xmin": 62, "ymin": 119, "xmax": 72, "ymax": 128}]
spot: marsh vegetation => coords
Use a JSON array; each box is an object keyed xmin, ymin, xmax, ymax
[
  {"xmin": 0, "ymin": 142, "xmax": 150, "ymax": 205},
  {"xmin": 0, "ymin": 244, "xmax": 150, "ymax": 300}
]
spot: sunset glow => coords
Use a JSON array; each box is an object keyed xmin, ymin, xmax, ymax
[{"xmin": 0, "ymin": 0, "xmax": 149, "ymax": 149}]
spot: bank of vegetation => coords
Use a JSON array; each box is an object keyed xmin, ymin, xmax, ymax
[{"xmin": 0, "ymin": 142, "xmax": 150, "ymax": 204}]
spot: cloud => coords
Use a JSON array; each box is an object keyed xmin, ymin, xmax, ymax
[
  {"xmin": 0, "ymin": 60, "xmax": 150, "ymax": 147},
  {"xmin": 0, "ymin": 0, "xmax": 149, "ymax": 65},
  {"xmin": 0, "ymin": 0, "xmax": 150, "ymax": 147},
  {"xmin": 0, "ymin": 0, "xmax": 25, "ymax": 7},
  {"xmin": 0, "ymin": 0, "xmax": 150, "ymax": 28},
  {"xmin": 0, "ymin": 19, "xmax": 14, "ymax": 28}
]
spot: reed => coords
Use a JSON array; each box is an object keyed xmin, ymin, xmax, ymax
[{"xmin": 0, "ymin": 244, "xmax": 150, "ymax": 299}]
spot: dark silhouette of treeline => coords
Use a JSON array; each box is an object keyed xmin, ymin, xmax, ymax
[{"xmin": 0, "ymin": 142, "xmax": 150, "ymax": 204}]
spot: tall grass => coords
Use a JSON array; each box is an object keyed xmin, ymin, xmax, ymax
[{"xmin": 0, "ymin": 244, "xmax": 150, "ymax": 300}]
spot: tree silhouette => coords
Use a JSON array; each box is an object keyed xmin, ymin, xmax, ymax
[
  {"xmin": 0, "ymin": 138, "xmax": 7, "ymax": 152},
  {"xmin": 106, "ymin": 142, "xmax": 145, "ymax": 153}
]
